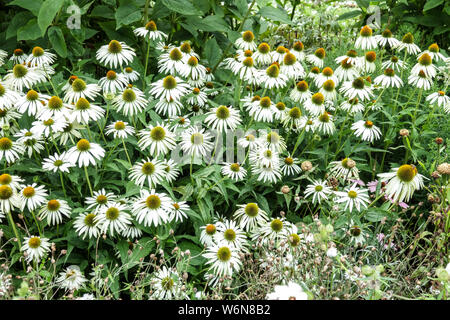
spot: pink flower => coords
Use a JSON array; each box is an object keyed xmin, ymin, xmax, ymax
[
  {"xmin": 350, "ymin": 179, "xmax": 365, "ymax": 186},
  {"xmin": 367, "ymin": 180, "xmax": 378, "ymax": 193}
]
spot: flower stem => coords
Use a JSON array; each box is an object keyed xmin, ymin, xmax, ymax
[
  {"xmin": 122, "ymin": 139, "xmax": 132, "ymax": 165},
  {"xmin": 84, "ymin": 166, "xmax": 93, "ymax": 196},
  {"xmin": 59, "ymin": 171, "xmax": 67, "ymax": 197}
]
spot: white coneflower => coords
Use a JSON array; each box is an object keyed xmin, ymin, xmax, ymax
[
  {"xmin": 158, "ymin": 47, "xmax": 185, "ymax": 74},
  {"xmin": 96, "ymin": 202, "xmax": 132, "ymax": 236},
  {"xmin": 411, "ymin": 53, "xmax": 436, "ymax": 78},
  {"xmin": 15, "ymin": 129, "xmax": 45, "ymax": 158},
  {"xmin": 313, "ymin": 112, "xmax": 335, "ymax": 135},
  {"xmin": 155, "ymin": 97, "xmax": 184, "ymax": 117},
  {"xmin": 408, "ymin": 70, "xmax": 432, "ymax": 90},
  {"xmin": 138, "ymin": 123, "xmax": 176, "ymax": 156},
  {"xmin": 21, "ymin": 236, "xmax": 51, "ymax": 263},
  {"xmin": 280, "ymin": 52, "xmax": 305, "ymax": 80},
  {"xmin": 42, "ymin": 152, "xmax": 74, "ymax": 173},
  {"xmin": 233, "ymin": 57, "xmax": 260, "ymax": 86},
  {"xmin": 200, "ymin": 223, "xmax": 218, "ymax": 246},
  {"xmin": 426, "ymin": 90, "xmax": 450, "ymax": 108},
  {"xmin": 335, "ymin": 58, "xmax": 360, "ymax": 82},
  {"xmin": 63, "ymin": 78, "xmax": 101, "ymax": 104},
  {"xmin": 374, "ymin": 68, "xmax": 403, "ymax": 88},
  {"xmin": 335, "ymin": 49, "xmax": 360, "ymax": 66},
  {"xmin": 98, "ymin": 70, "xmax": 127, "ymax": 94},
  {"xmin": 304, "ymin": 179, "xmax": 332, "ymax": 204},
  {"xmin": 255, "ymin": 218, "xmax": 293, "ymax": 243},
  {"xmin": 335, "ymin": 184, "xmax": 370, "ymax": 212},
  {"xmin": 0, "ymin": 185, "xmax": 20, "ymax": 213},
  {"xmin": 67, "ymin": 138, "xmax": 105, "ymax": 167},
  {"xmin": 121, "ymin": 225, "xmax": 143, "ymax": 239},
  {"xmin": 70, "ymin": 98, "xmax": 104, "ymax": 124},
  {"xmin": 31, "ymin": 116, "xmax": 68, "ymax": 137},
  {"xmin": 4, "ymin": 64, "xmax": 45, "ymax": 91},
  {"xmin": 237, "ymin": 131, "xmax": 261, "ymax": 150},
  {"xmin": 261, "ymin": 131, "xmax": 287, "ymax": 152},
  {"xmin": 306, "ymin": 48, "xmax": 326, "ymax": 68},
  {"xmin": 0, "ymin": 107, "xmax": 21, "ymax": 127},
  {"xmin": 281, "ymin": 106, "xmax": 306, "ymax": 130},
  {"xmin": 290, "ymin": 80, "xmax": 311, "ymax": 103},
  {"xmin": 105, "ymin": 120, "xmax": 135, "ymax": 139},
  {"xmin": 304, "ymin": 92, "xmax": 326, "ymax": 116},
  {"xmin": 249, "ymin": 146, "xmax": 280, "ymax": 168},
  {"xmin": 359, "ymin": 51, "xmax": 377, "ymax": 74},
  {"xmin": 150, "ymin": 75, "xmax": 190, "ymax": 102},
  {"xmin": 221, "ymin": 162, "xmax": 247, "ymax": 181},
  {"xmin": 180, "ymin": 56, "xmax": 206, "ymax": 81},
  {"xmin": 307, "ymin": 66, "xmax": 321, "ymax": 81},
  {"xmin": 214, "ymin": 220, "xmax": 247, "ymax": 250},
  {"xmin": 205, "ymin": 105, "xmax": 241, "ymax": 131},
  {"xmin": 280, "ymin": 155, "xmax": 301, "ymax": 176},
  {"xmin": 340, "ymin": 77, "xmax": 373, "ymax": 101},
  {"xmin": 16, "ymin": 89, "xmax": 49, "ymax": 117},
  {"xmin": 37, "ymin": 95, "xmax": 71, "ymax": 120},
  {"xmin": 267, "ymin": 282, "xmax": 308, "ymax": 300},
  {"xmin": 129, "ymin": 158, "xmax": 165, "ymax": 188},
  {"xmin": 320, "ymin": 79, "xmax": 337, "ymax": 101},
  {"xmin": 0, "ymin": 81, "xmax": 20, "ymax": 109},
  {"xmin": 56, "ymin": 265, "xmax": 87, "ymax": 291},
  {"xmin": 180, "ymin": 126, "xmax": 214, "ymax": 157},
  {"xmin": 315, "ymin": 67, "xmax": 338, "ymax": 87},
  {"xmin": 339, "ymin": 97, "xmax": 365, "ymax": 114},
  {"xmin": 168, "ymin": 201, "xmax": 189, "ymax": 223},
  {"xmin": 113, "ymin": 85, "xmax": 147, "ymax": 117},
  {"xmin": 382, "ymin": 56, "xmax": 407, "ymax": 73},
  {"xmin": 203, "ymin": 243, "xmax": 242, "ymax": 278},
  {"xmin": 186, "ymin": 87, "xmax": 208, "ymax": 107},
  {"xmin": 132, "ymin": 189, "xmax": 172, "ymax": 227},
  {"xmin": 270, "ymin": 45, "xmax": 287, "ymax": 63},
  {"xmin": 39, "ymin": 199, "xmax": 71, "ymax": 225},
  {"xmin": 121, "ymin": 66, "xmax": 140, "ymax": 82},
  {"xmin": 233, "ymin": 203, "xmax": 269, "ymax": 232},
  {"xmin": 9, "ymin": 48, "xmax": 28, "ymax": 64},
  {"xmin": 397, "ymin": 32, "xmax": 421, "ymax": 55},
  {"xmin": 247, "ymin": 96, "xmax": 277, "ymax": 123},
  {"xmin": 74, "ymin": 212, "xmax": 101, "ymax": 239},
  {"xmin": 0, "ymin": 137, "xmax": 24, "ymax": 164},
  {"xmin": 150, "ymin": 267, "xmax": 184, "ymax": 300},
  {"xmin": 0, "ymin": 174, "xmax": 24, "ymax": 193},
  {"xmin": 253, "ymin": 42, "xmax": 272, "ymax": 65},
  {"xmin": 26, "ymin": 46, "xmax": 56, "ymax": 66},
  {"xmin": 134, "ymin": 20, "xmax": 167, "ymax": 41},
  {"xmin": 19, "ymin": 183, "xmax": 48, "ymax": 212},
  {"xmin": 351, "ymin": 120, "xmax": 381, "ymax": 143},
  {"xmin": 178, "ymin": 41, "xmax": 200, "ymax": 63},
  {"xmin": 422, "ymin": 43, "xmax": 446, "ymax": 62},
  {"xmin": 378, "ymin": 164, "xmax": 426, "ymax": 203},
  {"xmin": 253, "ymin": 163, "xmax": 282, "ymax": 183},
  {"xmin": 85, "ymin": 189, "xmax": 117, "ymax": 212},
  {"xmin": 375, "ymin": 29, "xmax": 400, "ymax": 48},
  {"xmin": 56, "ymin": 121, "xmax": 84, "ymax": 145},
  {"xmin": 162, "ymin": 159, "xmax": 181, "ymax": 183},
  {"xmin": 355, "ymin": 25, "xmax": 377, "ymax": 50},
  {"xmin": 260, "ymin": 63, "xmax": 288, "ymax": 89},
  {"xmin": 235, "ymin": 30, "xmax": 257, "ymax": 51},
  {"xmin": 329, "ymin": 158, "xmax": 359, "ymax": 180},
  {"xmin": 291, "ymin": 41, "xmax": 305, "ymax": 61},
  {"xmin": 96, "ymin": 40, "xmax": 136, "ymax": 68}
]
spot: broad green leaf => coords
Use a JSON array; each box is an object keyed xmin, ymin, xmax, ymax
[
  {"xmin": 259, "ymin": 6, "xmax": 292, "ymax": 25},
  {"xmin": 115, "ymin": 3, "xmax": 142, "ymax": 29},
  {"xmin": 38, "ymin": 0, "xmax": 65, "ymax": 35},
  {"xmin": 6, "ymin": 11, "xmax": 33, "ymax": 39},
  {"xmin": 161, "ymin": 0, "xmax": 203, "ymax": 15},
  {"xmin": 17, "ymin": 19, "xmax": 42, "ymax": 41},
  {"xmin": 423, "ymin": 0, "xmax": 444, "ymax": 11},
  {"xmin": 204, "ymin": 38, "xmax": 223, "ymax": 67},
  {"xmin": 48, "ymin": 26, "xmax": 67, "ymax": 58},
  {"xmin": 8, "ymin": 0, "xmax": 43, "ymax": 16},
  {"xmin": 337, "ymin": 9, "xmax": 362, "ymax": 20}
]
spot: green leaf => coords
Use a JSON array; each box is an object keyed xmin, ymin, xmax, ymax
[
  {"xmin": 185, "ymin": 15, "xmax": 230, "ymax": 32},
  {"xmin": 259, "ymin": 6, "xmax": 292, "ymax": 25},
  {"xmin": 48, "ymin": 26, "xmax": 67, "ymax": 58},
  {"xmin": 115, "ymin": 3, "xmax": 142, "ymax": 29},
  {"xmin": 204, "ymin": 38, "xmax": 223, "ymax": 67},
  {"xmin": 355, "ymin": 0, "xmax": 370, "ymax": 9},
  {"xmin": 17, "ymin": 19, "xmax": 42, "ymax": 41},
  {"xmin": 38, "ymin": 0, "xmax": 65, "ymax": 35},
  {"xmin": 161, "ymin": 0, "xmax": 203, "ymax": 15},
  {"xmin": 8, "ymin": 0, "xmax": 43, "ymax": 16},
  {"xmin": 6, "ymin": 11, "xmax": 33, "ymax": 39},
  {"xmin": 337, "ymin": 9, "xmax": 362, "ymax": 21},
  {"xmin": 423, "ymin": 0, "xmax": 444, "ymax": 11}
]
